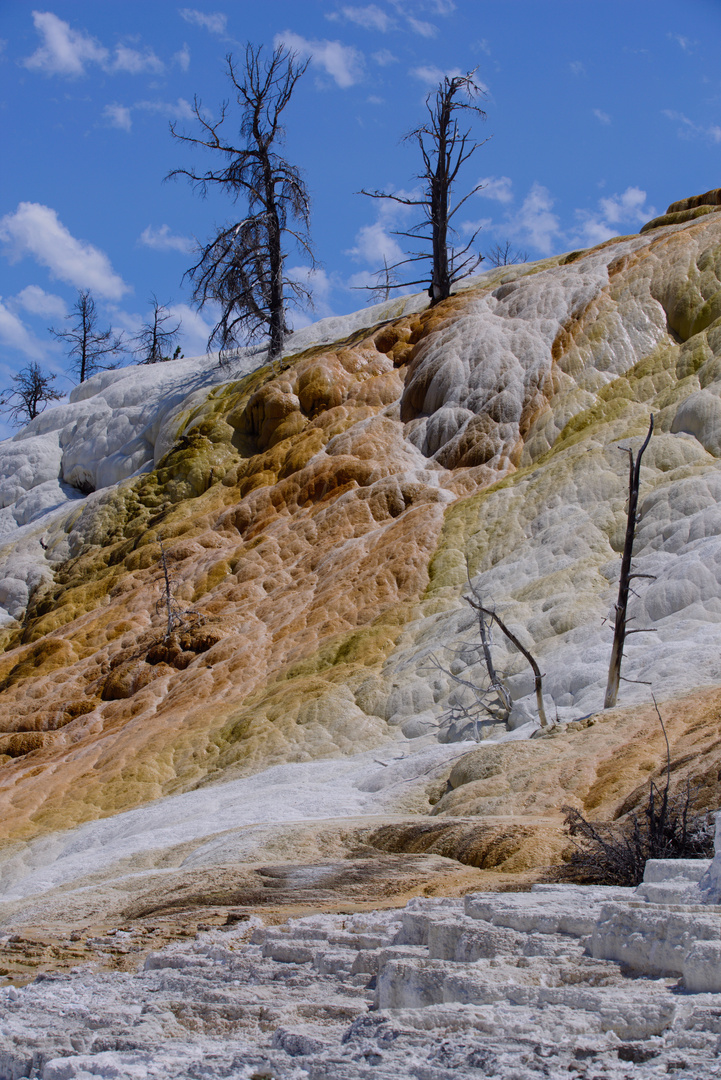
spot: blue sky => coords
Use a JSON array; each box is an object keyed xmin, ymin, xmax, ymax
[{"xmin": 0, "ymin": 0, "xmax": 720, "ymax": 432}]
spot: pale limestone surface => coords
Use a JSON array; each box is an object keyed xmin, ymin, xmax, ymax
[{"xmin": 1, "ymin": 860, "xmax": 721, "ymax": 1078}]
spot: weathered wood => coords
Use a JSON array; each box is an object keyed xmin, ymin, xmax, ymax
[{"xmin": 604, "ymin": 416, "xmax": 654, "ymax": 709}]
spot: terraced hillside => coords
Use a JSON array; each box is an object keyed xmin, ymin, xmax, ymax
[{"xmin": 1, "ymin": 190, "xmax": 721, "ymax": 926}]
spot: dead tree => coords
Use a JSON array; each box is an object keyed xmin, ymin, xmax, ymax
[
  {"xmin": 157, "ymin": 543, "xmax": 204, "ymax": 639},
  {"xmin": 168, "ymin": 44, "xmax": 314, "ymax": 362},
  {"xmin": 133, "ymin": 296, "xmax": 182, "ymax": 364},
  {"xmin": 432, "ymin": 564, "xmax": 548, "ymax": 735},
  {"xmin": 49, "ymin": 289, "xmax": 124, "ymax": 383},
  {"xmin": 430, "ymin": 578, "xmax": 513, "ymax": 739},
  {"xmin": 0, "ymin": 362, "xmax": 63, "ymax": 426},
  {"xmin": 471, "ymin": 598, "xmax": 549, "ymax": 729},
  {"xmin": 360, "ymin": 70, "xmax": 487, "ymax": 305},
  {"xmin": 485, "ymin": 240, "xmax": 529, "ymax": 267},
  {"xmin": 366, "ymin": 256, "xmax": 399, "ymax": 304},
  {"xmin": 604, "ymin": 416, "xmax": 655, "ymax": 709}
]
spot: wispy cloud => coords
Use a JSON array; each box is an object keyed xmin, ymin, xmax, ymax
[
  {"xmin": 165, "ymin": 303, "xmax": 214, "ymax": 356},
  {"xmin": 22, "ymin": 12, "xmax": 164, "ymax": 77},
  {"xmin": 111, "ymin": 44, "xmax": 164, "ymax": 74},
  {"xmin": 476, "ymin": 176, "xmax": 513, "ymax": 204},
  {"xmin": 139, "ymin": 225, "xmax": 194, "ymax": 254},
  {"xmin": 23, "ymin": 11, "xmax": 108, "ymax": 76},
  {"xmin": 275, "ymin": 31, "xmax": 364, "ymax": 88},
  {"xmin": 512, "ymin": 183, "xmax": 561, "ymax": 255},
  {"xmin": 372, "ymin": 48, "xmax": 398, "ymax": 66},
  {"xmin": 174, "ymin": 44, "xmax": 191, "ymax": 71},
  {"xmin": 178, "ymin": 9, "xmax": 227, "ymax": 35},
  {"xmin": 329, "ymin": 5, "xmax": 394, "ymax": 32},
  {"xmin": 410, "ymin": 63, "xmax": 463, "ymax": 86},
  {"xmin": 14, "ymin": 285, "xmax": 67, "ymax": 320},
  {"xmin": 575, "ymin": 186, "xmax": 654, "ymax": 245},
  {"xmin": 407, "ymin": 17, "xmax": 437, "ymax": 37},
  {"xmin": 103, "ymin": 98, "xmax": 195, "ymax": 131},
  {"xmin": 663, "ymin": 109, "xmax": 721, "ymax": 144},
  {"xmin": 0, "ymin": 300, "xmax": 48, "ymax": 361},
  {"xmin": 0, "ymin": 202, "xmax": 129, "ymax": 300},
  {"xmin": 347, "ymin": 222, "xmax": 405, "ymax": 266},
  {"xmin": 593, "ymin": 109, "xmax": 611, "ymax": 125},
  {"xmin": 103, "ymin": 103, "xmax": 133, "ymax": 131},
  {"xmin": 569, "ymin": 60, "xmax": 585, "ymax": 76},
  {"xmin": 667, "ymin": 32, "xmax": 695, "ymax": 53}
]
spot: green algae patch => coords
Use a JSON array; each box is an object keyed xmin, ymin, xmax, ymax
[{"xmin": 641, "ymin": 205, "xmax": 721, "ymax": 233}]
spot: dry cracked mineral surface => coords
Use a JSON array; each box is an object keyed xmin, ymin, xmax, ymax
[{"xmin": 2, "ymin": 191, "xmax": 721, "ymax": 1077}]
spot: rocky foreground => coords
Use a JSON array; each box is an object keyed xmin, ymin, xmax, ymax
[{"xmin": 2, "ymin": 856, "xmax": 721, "ymax": 1079}]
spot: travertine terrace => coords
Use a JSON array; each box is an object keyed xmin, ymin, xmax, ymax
[{"xmin": 1, "ymin": 191, "xmax": 721, "ymax": 944}]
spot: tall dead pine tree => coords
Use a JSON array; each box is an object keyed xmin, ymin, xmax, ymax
[
  {"xmin": 168, "ymin": 44, "xmax": 314, "ymax": 362},
  {"xmin": 604, "ymin": 416, "xmax": 655, "ymax": 709},
  {"xmin": 360, "ymin": 70, "xmax": 487, "ymax": 305}
]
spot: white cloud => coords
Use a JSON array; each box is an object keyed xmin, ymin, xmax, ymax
[
  {"xmin": 668, "ymin": 32, "xmax": 695, "ymax": 53},
  {"xmin": 14, "ymin": 285, "xmax": 67, "ymax": 320},
  {"xmin": 347, "ymin": 222, "xmax": 405, "ymax": 266},
  {"xmin": 275, "ymin": 31, "xmax": 364, "ymax": 88},
  {"xmin": 599, "ymin": 187, "xmax": 648, "ymax": 225},
  {"xmin": 0, "ymin": 203, "xmax": 129, "ymax": 300},
  {"xmin": 575, "ymin": 186, "xmax": 655, "ymax": 246},
  {"xmin": 367, "ymin": 94, "xmax": 384, "ymax": 105},
  {"xmin": 165, "ymin": 303, "xmax": 214, "ymax": 357},
  {"xmin": 410, "ymin": 63, "xmax": 463, "ymax": 86},
  {"xmin": 331, "ymin": 5, "xmax": 393, "ymax": 31},
  {"xmin": 23, "ymin": 12, "xmax": 166, "ymax": 79},
  {"xmin": 593, "ymin": 109, "xmax": 611, "ymax": 125},
  {"xmin": 178, "ymin": 9, "xmax": 227, "ymax": 35},
  {"xmin": 111, "ymin": 44, "xmax": 164, "ymax": 74},
  {"xmin": 23, "ymin": 11, "xmax": 108, "ymax": 76},
  {"xmin": 476, "ymin": 38, "xmax": 491, "ymax": 56},
  {"xmin": 0, "ymin": 299, "xmax": 47, "ymax": 361},
  {"xmin": 104, "ymin": 98, "xmax": 195, "ymax": 131},
  {"xmin": 513, "ymin": 183, "xmax": 561, "ymax": 255},
  {"xmin": 459, "ymin": 216, "xmax": 491, "ymax": 236},
  {"xmin": 139, "ymin": 225, "xmax": 194, "ymax": 254},
  {"xmin": 287, "ymin": 265, "xmax": 334, "ymax": 319},
  {"xmin": 174, "ymin": 44, "xmax": 191, "ymax": 71},
  {"xmin": 477, "ymin": 176, "xmax": 513, "ymax": 204},
  {"xmin": 136, "ymin": 97, "xmax": 195, "ymax": 120},
  {"xmin": 372, "ymin": 48, "xmax": 398, "ymax": 66},
  {"xmin": 663, "ymin": 109, "xmax": 721, "ymax": 144},
  {"xmin": 569, "ymin": 60, "xmax": 585, "ymax": 76},
  {"xmin": 103, "ymin": 103, "xmax": 133, "ymax": 131},
  {"xmin": 407, "ymin": 16, "xmax": 437, "ymax": 37}
]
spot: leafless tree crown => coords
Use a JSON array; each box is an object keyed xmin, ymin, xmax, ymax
[
  {"xmin": 0, "ymin": 362, "xmax": 63, "ymax": 426},
  {"xmin": 485, "ymin": 240, "xmax": 529, "ymax": 267},
  {"xmin": 167, "ymin": 44, "xmax": 315, "ymax": 362},
  {"xmin": 49, "ymin": 289, "xmax": 124, "ymax": 383},
  {"xmin": 360, "ymin": 70, "xmax": 488, "ymax": 305},
  {"xmin": 133, "ymin": 296, "xmax": 182, "ymax": 364}
]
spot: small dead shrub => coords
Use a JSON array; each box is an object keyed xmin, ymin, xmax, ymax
[{"xmin": 554, "ymin": 783, "xmax": 714, "ymax": 887}]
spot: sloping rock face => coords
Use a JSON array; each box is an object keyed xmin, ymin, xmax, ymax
[{"xmin": 1, "ymin": 204, "xmax": 721, "ymax": 871}]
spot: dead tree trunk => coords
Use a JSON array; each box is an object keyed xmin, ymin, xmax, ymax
[
  {"xmin": 466, "ymin": 595, "xmax": 548, "ymax": 728},
  {"xmin": 604, "ymin": 416, "xmax": 654, "ymax": 709}
]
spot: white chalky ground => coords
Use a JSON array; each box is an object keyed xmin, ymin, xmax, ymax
[{"xmin": 1, "ymin": 852, "xmax": 721, "ymax": 1079}]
